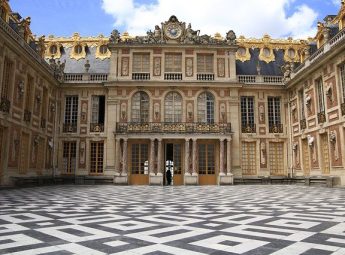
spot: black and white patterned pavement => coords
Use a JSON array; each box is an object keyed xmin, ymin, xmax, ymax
[{"xmin": 1, "ymin": 185, "xmax": 345, "ymax": 254}]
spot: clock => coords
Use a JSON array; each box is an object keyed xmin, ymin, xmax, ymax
[{"xmin": 165, "ymin": 24, "xmax": 183, "ymax": 40}]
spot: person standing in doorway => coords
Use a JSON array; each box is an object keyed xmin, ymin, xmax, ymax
[{"xmin": 166, "ymin": 168, "xmax": 172, "ymax": 185}]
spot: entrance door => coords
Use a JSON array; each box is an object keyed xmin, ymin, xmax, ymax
[
  {"xmin": 320, "ymin": 134, "xmax": 330, "ymax": 174},
  {"xmin": 63, "ymin": 141, "xmax": 77, "ymax": 175},
  {"xmin": 302, "ymin": 139, "xmax": 310, "ymax": 176},
  {"xmin": 198, "ymin": 143, "xmax": 217, "ymax": 185},
  {"xmin": 165, "ymin": 143, "xmax": 183, "ymax": 185}
]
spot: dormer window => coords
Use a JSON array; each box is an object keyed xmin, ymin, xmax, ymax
[
  {"xmin": 99, "ymin": 45, "xmax": 108, "ymax": 55},
  {"xmin": 74, "ymin": 45, "xmax": 83, "ymax": 55},
  {"xmin": 288, "ymin": 48, "xmax": 295, "ymax": 59},
  {"xmin": 237, "ymin": 47, "xmax": 246, "ymax": 57},
  {"xmin": 49, "ymin": 45, "xmax": 57, "ymax": 55},
  {"xmin": 263, "ymin": 47, "xmax": 270, "ymax": 57}
]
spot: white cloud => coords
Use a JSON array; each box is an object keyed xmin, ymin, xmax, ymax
[
  {"xmin": 101, "ymin": 0, "xmax": 318, "ymax": 39},
  {"xmin": 332, "ymin": 0, "xmax": 341, "ymax": 7}
]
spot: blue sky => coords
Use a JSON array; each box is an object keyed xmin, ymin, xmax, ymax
[{"xmin": 10, "ymin": 0, "xmax": 341, "ymax": 39}]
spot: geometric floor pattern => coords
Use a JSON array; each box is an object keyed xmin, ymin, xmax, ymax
[{"xmin": 1, "ymin": 185, "xmax": 345, "ymax": 255}]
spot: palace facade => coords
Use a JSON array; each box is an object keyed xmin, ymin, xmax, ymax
[{"xmin": 1, "ymin": 0, "xmax": 345, "ymax": 186}]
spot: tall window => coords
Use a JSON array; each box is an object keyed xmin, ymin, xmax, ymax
[
  {"xmin": 298, "ymin": 89, "xmax": 305, "ymax": 120},
  {"xmin": 316, "ymin": 78, "xmax": 325, "ymax": 113},
  {"xmin": 165, "ymin": 92, "xmax": 182, "ymax": 122},
  {"xmin": 63, "ymin": 141, "xmax": 76, "ymax": 174},
  {"xmin": 132, "ymin": 53, "xmax": 150, "ymax": 73},
  {"xmin": 64, "ymin": 96, "xmax": 78, "ymax": 125},
  {"xmin": 131, "ymin": 144, "xmax": 148, "ymax": 174},
  {"xmin": 90, "ymin": 141, "xmax": 104, "ymax": 174},
  {"xmin": 91, "ymin": 96, "xmax": 105, "ymax": 124},
  {"xmin": 25, "ymin": 75, "xmax": 34, "ymax": 111},
  {"xmin": 131, "ymin": 92, "xmax": 149, "ymax": 123},
  {"xmin": 268, "ymin": 97, "xmax": 281, "ymax": 127},
  {"xmin": 241, "ymin": 96, "xmax": 255, "ymax": 131},
  {"xmin": 197, "ymin": 92, "xmax": 214, "ymax": 123},
  {"xmin": 198, "ymin": 144, "xmax": 215, "ymax": 175},
  {"xmin": 197, "ymin": 54, "xmax": 214, "ymax": 73},
  {"xmin": 165, "ymin": 53, "xmax": 182, "ymax": 73},
  {"xmin": 340, "ymin": 64, "xmax": 345, "ymax": 103},
  {"xmin": 1, "ymin": 57, "xmax": 13, "ymax": 101}
]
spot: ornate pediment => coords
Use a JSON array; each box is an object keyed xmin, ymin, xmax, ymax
[{"xmin": 109, "ymin": 15, "xmax": 236, "ymax": 46}]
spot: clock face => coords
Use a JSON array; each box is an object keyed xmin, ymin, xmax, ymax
[{"xmin": 165, "ymin": 24, "xmax": 182, "ymax": 40}]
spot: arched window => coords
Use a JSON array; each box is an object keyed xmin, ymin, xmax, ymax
[
  {"xmin": 165, "ymin": 92, "xmax": 182, "ymax": 122},
  {"xmin": 131, "ymin": 91, "xmax": 149, "ymax": 123},
  {"xmin": 197, "ymin": 92, "xmax": 214, "ymax": 123}
]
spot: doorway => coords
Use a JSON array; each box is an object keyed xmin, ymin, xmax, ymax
[{"xmin": 164, "ymin": 143, "xmax": 183, "ymax": 185}]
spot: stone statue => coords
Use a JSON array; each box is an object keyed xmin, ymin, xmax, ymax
[
  {"xmin": 281, "ymin": 62, "xmax": 292, "ymax": 84},
  {"xmin": 226, "ymin": 30, "xmax": 236, "ymax": 45},
  {"xmin": 110, "ymin": 29, "xmax": 121, "ymax": 44},
  {"xmin": 49, "ymin": 57, "xmax": 65, "ymax": 81},
  {"xmin": 154, "ymin": 25, "xmax": 162, "ymax": 40},
  {"xmin": 184, "ymin": 23, "xmax": 200, "ymax": 43},
  {"xmin": 36, "ymin": 35, "xmax": 46, "ymax": 58}
]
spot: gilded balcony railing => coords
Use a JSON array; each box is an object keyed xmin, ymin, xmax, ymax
[
  {"xmin": 241, "ymin": 123, "xmax": 256, "ymax": 133},
  {"xmin": 116, "ymin": 122, "xmax": 232, "ymax": 134},
  {"xmin": 90, "ymin": 123, "xmax": 104, "ymax": 133},
  {"xmin": 269, "ymin": 124, "xmax": 284, "ymax": 133},
  {"xmin": 63, "ymin": 123, "xmax": 78, "ymax": 133}
]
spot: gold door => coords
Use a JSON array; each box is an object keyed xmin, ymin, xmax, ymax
[
  {"xmin": 320, "ymin": 134, "xmax": 330, "ymax": 174},
  {"xmin": 269, "ymin": 142, "xmax": 284, "ymax": 176},
  {"xmin": 302, "ymin": 139, "xmax": 310, "ymax": 176},
  {"xmin": 130, "ymin": 143, "xmax": 149, "ymax": 185},
  {"xmin": 198, "ymin": 143, "xmax": 217, "ymax": 185},
  {"xmin": 242, "ymin": 142, "xmax": 257, "ymax": 176},
  {"xmin": 19, "ymin": 133, "xmax": 30, "ymax": 174},
  {"xmin": 173, "ymin": 144, "xmax": 183, "ymax": 185}
]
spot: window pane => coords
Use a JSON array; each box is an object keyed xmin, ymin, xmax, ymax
[
  {"xmin": 131, "ymin": 92, "xmax": 149, "ymax": 122},
  {"xmin": 164, "ymin": 92, "xmax": 182, "ymax": 122},
  {"xmin": 165, "ymin": 53, "xmax": 182, "ymax": 73}
]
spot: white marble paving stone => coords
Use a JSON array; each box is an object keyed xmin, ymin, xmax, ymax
[
  {"xmin": 104, "ymin": 240, "xmax": 128, "ymax": 247},
  {"xmin": 101, "ymin": 220, "xmax": 157, "ymax": 231},
  {"xmin": 140, "ymin": 214, "xmax": 204, "ymax": 225},
  {"xmin": 60, "ymin": 214, "xmax": 129, "ymax": 224},
  {"xmin": 0, "ymin": 234, "xmax": 42, "ymax": 250},
  {"xmin": 213, "ymin": 214, "xmax": 272, "ymax": 225},
  {"xmin": 322, "ymin": 223, "xmax": 345, "ymax": 236},
  {"xmin": 270, "ymin": 242, "xmax": 345, "ymax": 255},
  {"xmin": 111, "ymin": 244, "xmax": 207, "ymax": 255},
  {"xmin": 9, "ymin": 246, "xmax": 63, "ymax": 255},
  {"xmin": 0, "ymin": 224, "xmax": 28, "ymax": 233},
  {"xmin": 266, "ymin": 219, "xmax": 320, "ymax": 229},
  {"xmin": 191, "ymin": 235, "xmax": 269, "ymax": 254},
  {"xmin": 37, "ymin": 224, "xmax": 117, "ymax": 242},
  {"xmin": 126, "ymin": 226, "xmax": 213, "ymax": 244},
  {"xmin": 223, "ymin": 225, "xmax": 315, "ymax": 241},
  {"xmin": 57, "ymin": 243, "xmax": 107, "ymax": 255},
  {"xmin": 0, "ymin": 213, "xmax": 52, "ymax": 223}
]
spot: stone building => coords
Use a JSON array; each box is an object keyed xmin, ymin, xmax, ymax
[{"xmin": 0, "ymin": 0, "xmax": 345, "ymax": 186}]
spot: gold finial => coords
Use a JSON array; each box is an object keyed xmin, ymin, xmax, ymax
[
  {"xmin": 214, "ymin": 32, "xmax": 223, "ymax": 40},
  {"xmin": 341, "ymin": 0, "xmax": 344, "ymax": 5}
]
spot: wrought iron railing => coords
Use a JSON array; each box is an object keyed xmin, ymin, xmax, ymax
[
  {"xmin": 241, "ymin": 123, "xmax": 256, "ymax": 133},
  {"xmin": 116, "ymin": 122, "xmax": 232, "ymax": 134},
  {"xmin": 90, "ymin": 123, "xmax": 104, "ymax": 133},
  {"xmin": 317, "ymin": 111, "xmax": 326, "ymax": 124},
  {"xmin": 300, "ymin": 119, "xmax": 307, "ymax": 130},
  {"xmin": 0, "ymin": 97, "xmax": 10, "ymax": 113},
  {"xmin": 63, "ymin": 123, "xmax": 78, "ymax": 133},
  {"xmin": 269, "ymin": 124, "xmax": 284, "ymax": 133}
]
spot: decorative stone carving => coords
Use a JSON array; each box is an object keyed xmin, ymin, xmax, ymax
[
  {"xmin": 121, "ymin": 103, "xmax": 127, "ymax": 120},
  {"xmin": 18, "ymin": 80, "xmax": 24, "ymax": 98},
  {"xmin": 154, "ymin": 103, "xmax": 160, "ymax": 120},
  {"xmin": 220, "ymin": 103, "xmax": 226, "ymax": 122},
  {"xmin": 186, "ymin": 57, "xmax": 193, "ymax": 77},
  {"xmin": 260, "ymin": 142, "xmax": 266, "ymax": 165},
  {"xmin": 80, "ymin": 141, "xmax": 86, "ymax": 165},
  {"xmin": 226, "ymin": 30, "xmax": 236, "ymax": 45},
  {"xmin": 281, "ymin": 62, "xmax": 292, "ymax": 84},
  {"xmin": 330, "ymin": 131, "xmax": 339, "ymax": 161},
  {"xmin": 49, "ymin": 57, "xmax": 65, "ymax": 81},
  {"xmin": 217, "ymin": 58, "xmax": 225, "ymax": 77},
  {"xmin": 259, "ymin": 105, "xmax": 265, "ymax": 123},
  {"xmin": 121, "ymin": 57, "xmax": 129, "ymax": 76},
  {"xmin": 153, "ymin": 57, "xmax": 161, "ymax": 76},
  {"xmin": 187, "ymin": 102, "xmax": 193, "ymax": 121},
  {"xmin": 81, "ymin": 101, "xmax": 88, "ymax": 123}
]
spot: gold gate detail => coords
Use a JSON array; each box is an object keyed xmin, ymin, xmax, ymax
[{"xmin": 320, "ymin": 134, "xmax": 330, "ymax": 174}]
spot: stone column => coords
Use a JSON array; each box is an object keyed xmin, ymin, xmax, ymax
[
  {"xmin": 185, "ymin": 139, "xmax": 190, "ymax": 175},
  {"xmin": 109, "ymin": 49, "xmax": 119, "ymax": 81},
  {"xmin": 150, "ymin": 138, "xmax": 155, "ymax": 175},
  {"xmin": 219, "ymin": 139, "xmax": 225, "ymax": 175},
  {"xmin": 105, "ymin": 99, "xmax": 118, "ymax": 175},
  {"xmin": 115, "ymin": 138, "xmax": 121, "ymax": 175},
  {"xmin": 122, "ymin": 139, "xmax": 128, "ymax": 175},
  {"xmin": 192, "ymin": 139, "xmax": 197, "ymax": 175},
  {"xmin": 227, "ymin": 138, "xmax": 232, "ymax": 174},
  {"xmin": 157, "ymin": 139, "xmax": 162, "ymax": 175}
]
